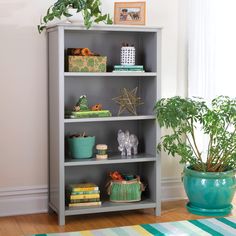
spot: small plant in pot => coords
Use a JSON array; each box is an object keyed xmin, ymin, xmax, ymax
[
  {"xmin": 38, "ymin": 0, "xmax": 112, "ymax": 33},
  {"xmin": 154, "ymin": 96, "xmax": 236, "ymax": 216},
  {"xmin": 68, "ymin": 132, "xmax": 95, "ymax": 159}
]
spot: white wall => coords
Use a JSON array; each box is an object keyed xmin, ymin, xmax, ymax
[{"xmin": 0, "ymin": 0, "xmax": 186, "ymax": 215}]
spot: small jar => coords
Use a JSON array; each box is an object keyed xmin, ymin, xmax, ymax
[{"xmin": 96, "ymin": 144, "xmax": 108, "ymax": 159}]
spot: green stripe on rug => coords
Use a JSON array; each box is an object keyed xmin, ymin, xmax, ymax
[
  {"xmin": 141, "ymin": 224, "xmax": 165, "ymax": 235},
  {"xmin": 189, "ymin": 219, "xmax": 223, "ymax": 236},
  {"xmin": 217, "ymin": 217, "xmax": 236, "ymax": 229}
]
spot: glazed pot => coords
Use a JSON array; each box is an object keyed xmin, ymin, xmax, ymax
[
  {"xmin": 68, "ymin": 136, "xmax": 95, "ymax": 159},
  {"xmin": 182, "ymin": 166, "xmax": 236, "ymax": 216}
]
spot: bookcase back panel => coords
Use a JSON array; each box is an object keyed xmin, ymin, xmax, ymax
[
  {"xmin": 65, "ymin": 120, "xmax": 156, "ymax": 156},
  {"xmin": 65, "ymin": 162, "xmax": 156, "ymax": 200},
  {"xmin": 64, "ymin": 77, "xmax": 156, "ymax": 116},
  {"xmin": 64, "ymin": 30, "xmax": 157, "ymax": 72}
]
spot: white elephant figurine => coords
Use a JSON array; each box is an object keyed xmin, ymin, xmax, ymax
[{"xmin": 117, "ymin": 130, "xmax": 139, "ymax": 156}]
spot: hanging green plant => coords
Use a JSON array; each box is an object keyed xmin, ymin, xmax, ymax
[{"xmin": 38, "ymin": 0, "xmax": 113, "ymax": 33}]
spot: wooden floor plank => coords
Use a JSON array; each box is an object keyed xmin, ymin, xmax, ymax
[{"xmin": 0, "ymin": 199, "xmax": 235, "ymax": 236}]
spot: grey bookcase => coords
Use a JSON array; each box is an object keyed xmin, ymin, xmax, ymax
[{"xmin": 47, "ymin": 24, "xmax": 162, "ymax": 225}]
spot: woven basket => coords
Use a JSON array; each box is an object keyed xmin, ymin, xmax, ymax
[{"xmin": 107, "ymin": 177, "xmax": 145, "ymax": 203}]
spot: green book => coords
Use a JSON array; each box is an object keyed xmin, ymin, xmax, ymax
[
  {"xmin": 71, "ymin": 110, "xmax": 112, "ymax": 118},
  {"xmin": 113, "ymin": 69, "xmax": 144, "ymax": 72},
  {"xmin": 114, "ymin": 65, "xmax": 144, "ymax": 69},
  {"xmin": 70, "ymin": 198, "xmax": 100, "ymax": 203}
]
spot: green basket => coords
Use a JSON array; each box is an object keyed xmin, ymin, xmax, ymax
[{"xmin": 107, "ymin": 177, "xmax": 145, "ymax": 203}]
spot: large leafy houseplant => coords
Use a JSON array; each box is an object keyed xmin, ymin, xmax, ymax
[
  {"xmin": 154, "ymin": 96, "xmax": 236, "ymax": 172},
  {"xmin": 38, "ymin": 0, "xmax": 112, "ymax": 33},
  {"xmin": 155, "ymin": 96, "xmax": 236, "ymax": 216}
]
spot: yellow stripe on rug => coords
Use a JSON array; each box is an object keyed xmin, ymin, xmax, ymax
[
  {"xmin": 132, "ymin": 225, "xmax": 153, "ymax": 235},
  {"xmin": 79, "ymin": 231, "xmax": 94, "ymax": 236}
]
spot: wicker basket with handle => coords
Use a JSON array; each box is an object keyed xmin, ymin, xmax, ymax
[{"xmin": 107, "ymin": 176, "xmax": 145, "ymax": 203}]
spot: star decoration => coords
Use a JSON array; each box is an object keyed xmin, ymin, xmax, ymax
[{"xmin": 112, "ymin": 87, "xmax": 144, "ymax": 116}]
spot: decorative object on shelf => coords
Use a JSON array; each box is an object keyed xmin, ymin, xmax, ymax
[
  {"xmin": 67, "ymin": 183, "xmax": 101, "ymax": 208},
  {"xmin": 117, "ymin": 130, "xmax": 139, "ymax": 156},
  {"xmin": 114, "ymin": 2, "xmax": 146, "ymax": 25},
  {"xmin": 113, "ymin": 65, "xmax": 144, "ymax": 73},
  {"xmin": 107, "ymin": 172, "xmax": 145, "ymax": 202},
  {"xmin": 155, "ymin": 96, "xmax": 236, "ymax": 216},
  {"xmin": 67, "ymin": 48, "xmax": 107, "ymax": 72},
  {"xmin": 91, "ymin": 103, "xmax": 102, "ymax": 111},
  {"xmin": 74, "ymin": 95, "xmax": 89, "ymax": 111},
  {"xmin": 38, "ymin": 0, "xmax": 113, "ymax": 33},
  {"xmin": 121, "ymin": 43, "xmax": 135, "ymax": 65},
  {"xmin": 71, "ymin": 95, "xmax": 112, "ymax": 118},
  {"xmin": 113, "ymin": 87, "xmax": 143, "ymax": 116},
  {"xmin": 96, "ymin": 144, "xmax": 108, "ymax": 160},
  {"xmin": 68, "ymin": 132, "xmax": 95, "ymax": 159}
]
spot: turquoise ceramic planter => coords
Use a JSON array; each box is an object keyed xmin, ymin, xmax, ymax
[
  {"xmin": 183, "ymin": 166, "xmax": 236, "ymax": 216},
  {"xmin": 68, "ymin": 136, "xmax": 95, "ymax": 159}
]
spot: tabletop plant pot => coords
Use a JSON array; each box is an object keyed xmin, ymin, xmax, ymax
[
  {"xmin": 183, "ymin": 166, "xmax": 236, "ymax": 216},
  {"xmin": 67, "ymin": 8, "xmax": 84, "ymax": 23},
  {"xmin": 68, "ymin": 136, "xmax": 95, "ymax": 159},
  {"xmin": 37, "ymin": 0, "xmax": 112, "ymax": 33}
]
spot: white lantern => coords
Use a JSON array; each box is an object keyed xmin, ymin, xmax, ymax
[{"xmin": 121, "ymin": 46, "xmax": 135, "ymax": 65}]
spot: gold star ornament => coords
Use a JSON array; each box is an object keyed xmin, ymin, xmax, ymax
[{"xmin": 112, "ymin": 87, "xmax": 144, "ymax": 116}]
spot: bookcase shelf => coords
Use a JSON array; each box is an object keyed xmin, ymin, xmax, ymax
[
  {"xmin": 64, "ymin": 115, "xmax": 156, "ymax": 123},
  {"xmin": 64, "ymin": 72, "xmax": 157, "ymax": 77},
  {"xmin": 65, "ymin": 153, "xmax": 157, "ymax": 166},
  {"xmin": 48, "ymin": 24, "xmax": 162, "ymax": 225},
  {"xmin": 65, "ymin": 199, "xmax": 156, "ymax": 216}
]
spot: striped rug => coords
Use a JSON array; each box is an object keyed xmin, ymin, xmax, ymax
[{"xmin": 33, "ymin": 217, "xmax": 236, "ymax": 236}]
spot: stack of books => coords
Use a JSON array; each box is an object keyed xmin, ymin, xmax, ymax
[
  {"xmin": 113, "ymin": 65, "xmax": 144, "ymax": 72},
  {"xmin": 67, "ymin": 183, "xmax": 101, "ymax": 208}
]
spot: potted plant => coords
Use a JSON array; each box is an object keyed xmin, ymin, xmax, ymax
[
  {"xmin": 154, "ymin": 96, "xmax": 236, "ymax": 216},
  {"xmin": 68, "ymin": 132, "xmax": 95, "ymax": 159},
  {"xmin": 38, "ymin": 0, "xmax": 112, "ymax": 33}
]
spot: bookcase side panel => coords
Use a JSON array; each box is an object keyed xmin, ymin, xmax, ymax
[{"xmin": 48, "ymin": 28, "xmax": 65, "ymax": 224}]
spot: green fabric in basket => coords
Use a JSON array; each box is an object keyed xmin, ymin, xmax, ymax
[{"xmin": 110, "ymin": 181, "xmax": 141, "ymax": 202}]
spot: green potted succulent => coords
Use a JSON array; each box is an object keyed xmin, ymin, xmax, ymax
[
  {"xmin": 154, "ymin": 96, "xmax": 236, "ymax": 216},
  {"xmin": 38, "ymin": 0, "xmax": 112, "ymax": 33}
]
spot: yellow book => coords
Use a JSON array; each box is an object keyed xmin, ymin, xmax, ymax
[
  {"xmin": 70, "ymin": 194, "xmax": 100, "ymax": 200},
  {"xmin": 69, "ymin": 201, "xmax": 102, "ymax": 207},
  {"xmin": 69, "ymin": 183, "xmax": 99, "ymax": 192}
]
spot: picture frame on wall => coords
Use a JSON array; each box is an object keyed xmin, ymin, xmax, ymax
[{"xmin": 114, "ymin": 2, "xmax": 146, "ymax": 25}]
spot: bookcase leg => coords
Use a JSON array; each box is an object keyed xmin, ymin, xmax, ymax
[
  {"xmin": 155, "ymin": 206, "xmax": 161, "ymax": 216},
  {"xmin": 58, "ymin": 214, "xmax": 65, "ymax": 226}
]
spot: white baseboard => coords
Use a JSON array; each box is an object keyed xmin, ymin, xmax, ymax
[
  {"xmin": 0, "ymin": 178, "xmax": 186, "ymax": 217},
  {"xmin": 161, "ymin": 177, "xmax": 187, "ymax": 201},
  {"xmin": 0, "ymin": 186, "xmax": 48, "ymax": 217}
]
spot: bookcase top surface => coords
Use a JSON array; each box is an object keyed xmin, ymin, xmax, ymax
[{"xmin": 47, "ymin": 23, "xmax": 162, "ymax": 33}]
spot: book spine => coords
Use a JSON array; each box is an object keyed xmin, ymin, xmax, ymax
[
  {"xmin": 114, "ymin": 69, "xmax": 144, "ymax": 71},
  {"xmin": 71, "ymin": 187, "xmax": 99, "ymax": 192},
  {"xmin": 69, "ymin": 201, "xmax": 102, "ymax": 207},
  {"xmin": 70, "ymin": 198, "xmax": 100, "ymax": 203},
  {"xmin": 70, "ymin": 194, "xmax": 100, "ymax": 200},
  {"xmin": 71, "ymin": 190, "xmax": 100, "ymax": 195}
]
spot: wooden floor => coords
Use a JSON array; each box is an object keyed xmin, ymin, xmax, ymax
[{"xmin": 0, "ymin": 199, "xmax": 235, "ymax": 236}]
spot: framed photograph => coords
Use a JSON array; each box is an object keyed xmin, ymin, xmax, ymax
[{"xmin": 114, "ymin": 2, "xmax": 146, "ymax": 25}]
